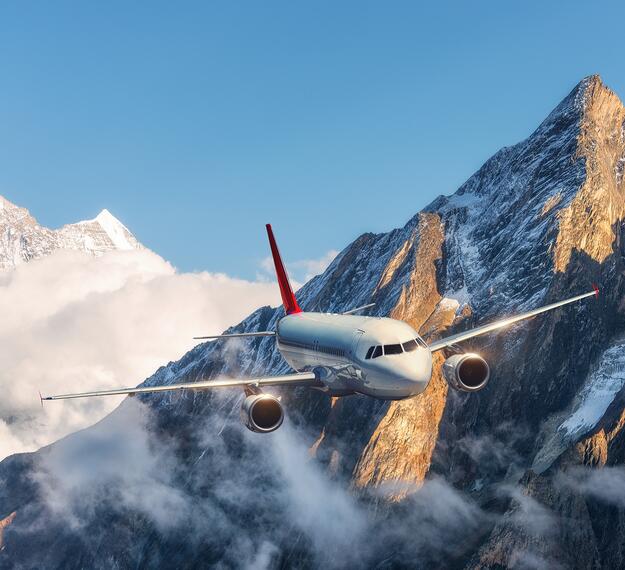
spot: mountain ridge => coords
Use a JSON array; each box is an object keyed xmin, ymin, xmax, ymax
[
  {"xmin": 1, "ymin": 75, "xmax": 625, "ymax": 568},
  {"xmin": 0, "ymin": 196, "xmax": 142, "ymax": 270}
]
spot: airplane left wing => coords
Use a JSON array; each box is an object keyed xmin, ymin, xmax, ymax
[
  {"xmin": 428, "ymin": 288, "xmax": 598, "ymax": 353},
  {"xmin": 41, "ymin": 372, "xmax": 321, "ymax": 401}
]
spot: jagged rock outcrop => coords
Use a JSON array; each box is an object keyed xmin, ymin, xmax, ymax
[
  {"xmin": 0, "ymin": 513, "xmax": 15, "ymax": 552},
  {"xmin": 2, "ymin": 75, "xmax": 625, "ymax": 568}
]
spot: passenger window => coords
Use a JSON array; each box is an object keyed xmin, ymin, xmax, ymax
[
  {"xmin": 365, "ymin": 346, "xmax": 374, "ymax": 360},
  {"xmin": 384, "ymin": 344, "xmax": 403, "ymax": 355},
  {"xmin": 372, "ymin": 345, "xmax": 383, "ymax": 359},
  {"xmin": 402, "ymin": 339, "xmax": 418, "ymax": 352}
]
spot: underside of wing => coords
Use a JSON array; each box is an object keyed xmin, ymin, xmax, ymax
[
  {"xmin": 428, "ymin": 289, "xmax": 598, "ymax": 353},
  {"xmin": 42, "ymin": 371, "xmax": 321, "ymax": 401}
]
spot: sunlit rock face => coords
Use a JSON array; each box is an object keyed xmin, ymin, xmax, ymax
[{"xmin": 2, "ymin": 76, "xmax": 625, "ymax": 568}]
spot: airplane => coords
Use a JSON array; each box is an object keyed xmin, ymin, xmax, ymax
[{"xmin": 42, "ymin": 224, "xmax": 599, "ymax": 434}]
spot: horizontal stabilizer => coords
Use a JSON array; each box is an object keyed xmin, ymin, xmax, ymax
[
  {"xmin": 194, "ymin": 331, "xmax": 276, "ymax": 340},
  {"xmin": 342, "ymin": 303, "xmax": 375, "ymax": 316}
]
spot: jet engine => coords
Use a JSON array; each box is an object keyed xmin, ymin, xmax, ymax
[
  {"xmin": 442, "ymin": 353, "xmax": 490, "ymax": 392},
  {"xmin": 240, "ymin": 393, "xmax": 284, "ymax": 433}
]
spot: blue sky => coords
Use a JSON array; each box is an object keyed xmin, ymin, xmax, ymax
[{"xmin": 1, "ymin": 1, "xmax": 624, "ymax": 279}]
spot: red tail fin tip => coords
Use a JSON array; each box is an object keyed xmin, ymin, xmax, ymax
[{"xmin": 266, "ymin": 224, "xmax": 302, "ymax": 315}]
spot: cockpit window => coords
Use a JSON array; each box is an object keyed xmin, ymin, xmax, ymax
[
  {"xmin": 416, "ymin": 336, "xmax": 428, "ymax": 348},
  {"xmin": 372, "ymin": 345, "xmax": 383, "ymax": 359},
  {"xmin": 365, "ymin": 346, "xmax": 374, "ymax": 360},
  {"xmin": 402, "ymin": 339, "xmax": 418, "ymax": 352},
  {"xmin": 384, "ymin": 344, "xmax": 403, "ymax": 355}
]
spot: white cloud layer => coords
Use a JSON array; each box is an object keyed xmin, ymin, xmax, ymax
[
  {"xmin": 0, "ymin": 248, "xmax": 282, "ymax": 459},
  {"xmin": 33, "ymin": 397, "xmax": 488, "ymax": 568}
]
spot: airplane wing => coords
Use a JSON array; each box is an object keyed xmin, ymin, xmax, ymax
[
  {"xmin": 41, "ymin": 372, "xmax": 320, "ymax": 401},
  {"xmin": 428, "ymin": 288, "xmax": 598, "ymax": 353}
]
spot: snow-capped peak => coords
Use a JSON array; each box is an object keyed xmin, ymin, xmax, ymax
[
  {"xmin": 95, "ymin": 208, "xmax": 120, "ymax": 224},
  {"xmin": 0, "ymin": 198, "xmax": 143, "ymax": 270},
  {"xmin": 93, "ymin": 209, "xmax": 135, "ymax": 251}
]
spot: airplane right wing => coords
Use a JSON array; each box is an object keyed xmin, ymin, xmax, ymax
[
  {"xmin": 41, "ymin": 371, "xmax": 321, "ymax": 401},
  {"xmin": 428, "ymin": 288, "xmax": 598, "ymax": 353}
]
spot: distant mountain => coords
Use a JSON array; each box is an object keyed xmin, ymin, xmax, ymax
[
  {"xmin": 0, "ymin": 197, "xmax": 142, "ymax": 270},
  {"xmin": 1, "ymin": 75, "xmax": 625, "ymax": 569}
]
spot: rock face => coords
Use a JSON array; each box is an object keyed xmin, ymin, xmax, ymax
[
  {"xmin": 1, "ymin": 75, "xmax": 625, "ymax": 568},
  {"xmin": 0, "ymin": 197, "xmax": 142, "ymax": 270}
]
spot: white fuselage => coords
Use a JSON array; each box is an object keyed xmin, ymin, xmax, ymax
[{"xmin": 276, "ymin": 312, "xmax": 432, "ymax": 400}]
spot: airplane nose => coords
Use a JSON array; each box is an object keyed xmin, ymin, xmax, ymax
[{"xmin": 397, "ymin": 350, "xmax": 431, "ymax": 388}]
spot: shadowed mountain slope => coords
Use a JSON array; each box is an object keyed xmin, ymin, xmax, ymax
[{"xmin": 2, "ymin": 75, "xmax": 625, "ymax": 569}]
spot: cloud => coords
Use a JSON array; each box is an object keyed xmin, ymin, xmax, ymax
[
  {"xmin": 31, "ymin": 396, "xmax": 488, "ymax": 569},
  {"xmin": 500, "ymin": 484, "xmax": 557, "ymax": 538},
  {"xmin": 0, "ymin": 248, "xmax": 282, "ymax": 459},
  {"xmin": 270, "ymin": 427, "xmax": 367, "ymax": 563},
  {"xmin": 455, "ymin": 422, "xmax": 530, "ymax": 477},
  {"xmin": 558, "ymin": 466, "xmax": 625, "ymax": 507},
  {"xmin": 288, "ymin": 250, "xmax": 340, "ymax": 283},
  {"xmin": 24, "ymin": 382, "xmax": 584, "ymax": 569},
  {"xmin": 258, "ymin": 250, "xmax": 339, "ymax": 286},
  {"xmin": 34, "ymin": 399, "xmax": 190, "ymax": 532},
  {"xmin": 32, "ymin": 398, "xmax": 367, "ymax": 567}
]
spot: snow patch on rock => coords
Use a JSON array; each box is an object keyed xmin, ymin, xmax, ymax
[
  {"xmin": 560, "ymin": 344, "xmax": 625, "ymax": 437},
  {"xmin": 533, "ymin": 340, "xmax": 625, "ymax": 473}
]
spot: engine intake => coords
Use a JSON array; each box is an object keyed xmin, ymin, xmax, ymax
[
  {"xmin": 240, "ymin": 394, "xmax": 284, "ymax": 433},
  {"xmin": 442, "ymin": 353, "xmax": 490, "ymax": 392}
]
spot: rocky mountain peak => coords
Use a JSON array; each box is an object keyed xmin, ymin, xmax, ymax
[
  {"xmin": 0, "ymin": 197, "xmax": 143, "ymax": 270},
  {"xmin": 0, "ymin": 195, "xmax": 37, "ymax": 226},
  {"xmin": 2, "ymin": 77, "xmax": 625, "ymax": 568},
  {"xmin": 552, "ymin": 74, "xmax": 625, "ymax": 272},
  {"xmin": 76, "ymin": 208, "xmax": 139, "ymax": 251},
  {"xmin": 578, "ymin": 73, "xmax": 618, "ymax": 108},
  {"xmin": 542, "ymin": 74, "xmax": 607, "ymax": 122}
]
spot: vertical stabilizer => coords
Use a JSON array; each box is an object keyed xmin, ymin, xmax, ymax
[{"xmin": 266, "ymin": 224, "xmax": 302, "ymax": 315}]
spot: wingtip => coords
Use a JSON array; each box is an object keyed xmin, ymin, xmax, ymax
[
  {"xmin": 38, "ymin": 390, "xmax": 44, "ymax": 408},
  {"xmin": 592, "ymin": 283, "xmax": 600, "ymax": 298}
]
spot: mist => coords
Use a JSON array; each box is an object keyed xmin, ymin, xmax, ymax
[{"xmin": 30, "ymin": 394, "xmax": 501, "ymax": 569}]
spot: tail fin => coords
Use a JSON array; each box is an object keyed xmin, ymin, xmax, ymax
[{"xmin": 266, "ymin": 224, "xmax": 302, "ymax": 315}]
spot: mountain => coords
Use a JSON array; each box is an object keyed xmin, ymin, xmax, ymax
[
  {"xmin": 0, "ymin": 197, "xmax": 142, "ymax": 270},
  {"xmin": 1, "ymin": 75, "xmax": 625, "ymax": 568}
]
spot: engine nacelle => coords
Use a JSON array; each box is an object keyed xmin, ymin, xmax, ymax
[
  {"xmin": 442, "ymin": 353, "xmax": 490, "ymax": 392},
  {"xmin": 240, "ymin": 393, "xmax": 284, "ymax": 433}
]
